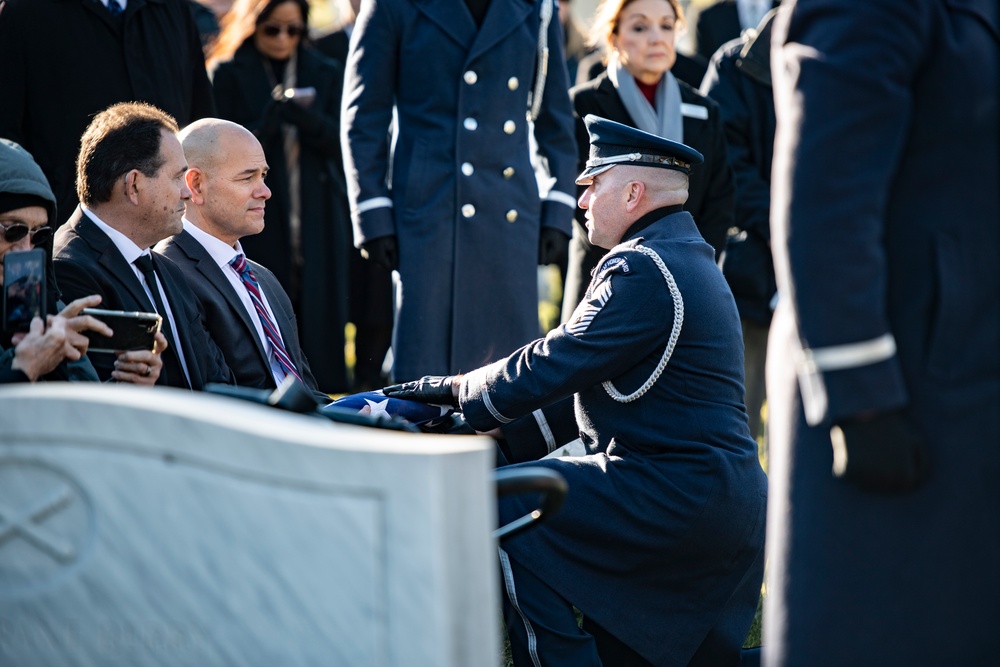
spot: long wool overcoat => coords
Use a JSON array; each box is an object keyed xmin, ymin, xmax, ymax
[{"xmin": 341, "ymin": 0, "xmax": 579, "ymax": 380}]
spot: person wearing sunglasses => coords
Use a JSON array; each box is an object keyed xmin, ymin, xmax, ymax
[
  {"xmin": 0, "ymin": 138, "xmax": 163, "ymax": 385},
  {"xmin": 206, "ymin": 0, "xmax": 355, "ymax": 395}
]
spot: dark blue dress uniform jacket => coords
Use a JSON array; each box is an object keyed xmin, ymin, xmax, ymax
[
  {"xmin": 460, "ymin": 208, "xmax": 767, "ymax": 666},
  {"xmin": 341, "ymin": 0, "xmax": 578, "ymax": 380},
  {"xmin": 767, "ymin": 0, "xmax": 1000, "ymax": 664}
]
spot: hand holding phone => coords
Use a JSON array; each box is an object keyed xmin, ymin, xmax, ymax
[
  {"xmin": 3, "ymin": 248, "xmax": 46, "ymax": 333},
  {"xmin": 112, "ymin": 330, "xmax": 168, "ymax": 385},
  {"xmin": 80, "ymin": 308, "xmax": 162, "ymax": 353}
]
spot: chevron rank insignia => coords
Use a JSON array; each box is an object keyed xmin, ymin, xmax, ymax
[{"xmin": 566, "ymin": 275, "xmax": 614, "ymax": 336}]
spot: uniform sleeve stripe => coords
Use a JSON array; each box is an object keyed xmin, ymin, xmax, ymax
[
  {"xmin": 356, "ymin": 197, "xmax": 393, "ymax": 214},
  {"xmin": 481, "ymin": 384, "xmax": 514, "ymax": 424},
  {"xmin": 543, "ymin": 190, "xmax": 578, "ymax": 209},
  {"xmin": 531, "ymin": 409, "xmax": 557, "ymax": 453},
  {"xmin": 799, "ymin": 333, "xmax": 896, "ymax": 372}
]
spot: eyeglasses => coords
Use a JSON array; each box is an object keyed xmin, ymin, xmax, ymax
[
  {"xmin": 260, "ymin": 23, "xmax": 305, "ymax": 38},
  {"xmin": 1, "ymin": 222, "xmax": 53, "ymax": 246}
]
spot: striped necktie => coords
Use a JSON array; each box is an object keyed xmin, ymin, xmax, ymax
[
  {"xmin": 107, "ymin": 0, "xmax": 124, "ymax": 16},
  {"xmin": 230, "ymin": 253, "xmax": 302, "ymax": 383}
]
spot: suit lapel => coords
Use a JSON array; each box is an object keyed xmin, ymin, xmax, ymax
[
  {"xmin": 174, "ymin": 231, "xmax": 270, "ymax": 365},
  {"xmin": 73, "ymin": 211, "xmax": 157, "ymax": 312},
  {"xmin": 468, "ymin": 0, "xmax": 534, "ymax": 62},
  {"xmin": 413, "ymin": 0, "xmax": 477, "ymax": 50}
]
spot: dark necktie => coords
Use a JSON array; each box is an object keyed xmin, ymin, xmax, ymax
[
  {"xmin": 230, "ymin": 254, "xmax": 302, "ymax": 383},
  {"xmin": 107, "ymin": 0, "xmax": 124, "ymax": 16},
  {"xmin": 133, "ymin": 254, "xmax": 188, "ymax": 388}
]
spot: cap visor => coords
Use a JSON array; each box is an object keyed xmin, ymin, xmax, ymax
[{"xmin": 575, "ymin": 163, "xmax": 615, "ymax": 186}]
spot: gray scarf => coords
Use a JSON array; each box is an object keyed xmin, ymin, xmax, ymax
[{"xmin": 607, "ymin": 52, "xmax": 683, "ymax": 143}]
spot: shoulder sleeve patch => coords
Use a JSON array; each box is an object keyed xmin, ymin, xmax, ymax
[{"xmin": 597, "ymin": 255, "xmax": 629, "ymax": 278}]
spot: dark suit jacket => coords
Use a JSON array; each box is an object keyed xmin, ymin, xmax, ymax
[
  {"xmin": 52, "ymin": 208, "xmax": 234, "ymax": 389},
  {"xmin": 156, "ymin": 230, "xmax": 329, "ymax": 402},
  {"xmin": 0, "ymin": 0, "xmax": 214, "ymax": 229}
]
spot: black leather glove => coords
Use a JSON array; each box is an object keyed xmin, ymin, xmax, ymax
[
  {"xmin": 383, "ymin": 375, "xmax": 460, "ymax": 408},
  {"xmin": 278, "ymin": 98, "xmax": 325, "ymax": 135},
  {"xmin": 359, "ymin": 235, "xmax": 399, "ymax": 272},
  {"xmin": 538, "ymin": 227, "xmax": 569, "ymax": 266},
  {"xmin": 830, "ymin": 410, "xmax": 930, "ymax": 494}
]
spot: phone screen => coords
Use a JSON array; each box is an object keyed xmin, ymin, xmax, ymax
[{"xmin": 3, "ymin": 248, "xmax": 46, "ymax": 333}]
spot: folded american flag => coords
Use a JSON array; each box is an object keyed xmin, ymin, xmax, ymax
[{"xmin": 325, "ymin": 391, "xmax": 455, "ymax": 428}]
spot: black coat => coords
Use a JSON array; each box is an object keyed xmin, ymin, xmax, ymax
[
  {"xmin": 700, "ymin": 24, "xmax": 777, "ymax": 326},
  {"xmin": 156, "ymin": 229, "xmax": 329, "ymax": 402},
  {"xmin": 0, "ymin": 0, "xmax": 215, "ymax": 226},
  {"xmin": 563, "ymin": 73, "xmax": 734, "ymax": 314},
  {"xmin": 53, "ymin": 209, "xmax": 234, "ymax": 390},
  {"xmin": 313, "ymin": 27, "xmax": 350, "ymax": 64},
  {"xmin": 211, "ymin": 42, "xmax": 352, "ymax": 392}
]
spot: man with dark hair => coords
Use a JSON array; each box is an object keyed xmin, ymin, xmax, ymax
[
  {"xmin": 53, "ymin": 102, "xmax": 234, "ymax": 390},
  {"xmin": 0, "ymin": 137, "xmax": 166, "ymax": 385}
]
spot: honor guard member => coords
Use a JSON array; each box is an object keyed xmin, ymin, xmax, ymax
[
  {"xmin": 386, "ymin": 116, "xmax": 767, "ymax": 667},
  {"xmin": 341, "ymin": 0, "xmax": 579, "ymax": 381},
  {"xmin": 765, "ymin": 1, "xmax": 1000, "ymax": 665}
]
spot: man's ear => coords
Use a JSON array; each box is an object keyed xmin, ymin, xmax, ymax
[
  {"xmin": 623, "ymin": 180, "xmax": 645, "ymax": 213},
  {"xmin": 185, "ymin": 168, "xmax": 206, "ymax": 205},
  {"xmin": 124, "ymin": 170, "xmax": 141, "ymax": 205}
]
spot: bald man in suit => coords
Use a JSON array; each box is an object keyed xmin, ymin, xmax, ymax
[{"xmin": 156, "ymin": 118, "xmax": 328, "ymax": 402}]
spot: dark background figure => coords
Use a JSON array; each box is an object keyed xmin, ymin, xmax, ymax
[
  {"xmin": 0, "ymin": 0, "xmax": 215, "ymax": 230},
  {"xmin": 766, "ymin": 0, "xmax": 998, "ymax": 665},
  {"xmin": 562, "ymin": 0, "xmax": 733, "ymax": 320},
  {"xmin": 208, "ymin": 0, "xmax": 353, "ymax": 392},
  {"xmin": 686, "ymin": 0, "xmax": 778, "ymax": 62},
  {"xmin": 312, "ymin": 0, "xmax": 357, "ymax": 62},
  {"xmin": 189, "ymin": 0, "xmax": 222, "ymax": 49},
  {"xmin": 341, "ymin": 0, "xmax": 579, "ymax": 381},
  {"xmin": 699, "ymin": 9, "xmax": 778, "ymax": 446},
  {"xmin": 314, "ymin": 0, "xmax": 394, "ymax": 391}
]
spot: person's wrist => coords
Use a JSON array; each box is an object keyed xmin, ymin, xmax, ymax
[{"xmin": 10, "ymin": 353, "xmax": 40, "ymax": 382}]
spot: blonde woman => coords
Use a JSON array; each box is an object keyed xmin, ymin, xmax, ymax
[{"xmin": 562, "ymin": 0, "xmax": 734, "ymax": 321}]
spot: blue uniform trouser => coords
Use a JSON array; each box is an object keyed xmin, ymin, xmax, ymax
[{"xmin": 499, "ymin": 547, "xmax": 602, "ymax": 667}]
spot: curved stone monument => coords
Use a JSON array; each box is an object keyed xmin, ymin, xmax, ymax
[{"xmin": 0, "ymin": 384, "xmax": 498, "ymax": 667}]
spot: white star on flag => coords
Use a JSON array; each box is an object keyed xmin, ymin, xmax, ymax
[{"xmin": 362, "ymin": 398, "xmax": 391, "ymax": 418}]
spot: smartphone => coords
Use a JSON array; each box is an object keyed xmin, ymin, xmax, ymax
[
  {"xmin": 283, "ymin": 86, "xmax": 317, "ymax": 107},
  {"xmin": 81, "ymin": 308, "xmax": 162, "ymax": 353},
  {"xmin": 3, "ymin": 248, "xmax": 46, "ymax": 333}
]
